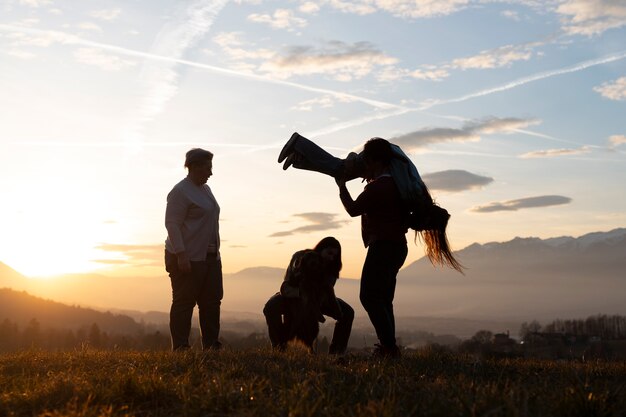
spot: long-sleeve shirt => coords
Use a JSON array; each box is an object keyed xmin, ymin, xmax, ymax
[
  {"xmin": 165, "ymin": 177, "xmax": 220, "ymax": 261},
  {"xmin": 339, "ymin": 174, "xmax": 408, "ymax": 247}
]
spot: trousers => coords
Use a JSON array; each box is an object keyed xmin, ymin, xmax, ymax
[
  {"xmin": 165, "ymin": 250, "xmax": 223, "ymax": 350},
  {"xmin": 359, "ymin": 240, "xmax": 408, "ymax": 348},
  {"xmin": 263, "ymin": 293, "xmax": 354, "ymax": 354}
]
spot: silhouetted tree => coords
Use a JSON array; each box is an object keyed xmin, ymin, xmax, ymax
[
  {"xmin": 22, "ymin": 318, "xmax": 42, "ymax": 348},
  {"xmin": 88, "ymin": 323, "xmax": 102, "ymax": 348},
  {"xmin": 0, "ymin": 319, "xmax": 19, "ymax": 351},
  {"xmin": 519, "ymin": 320, "xmax": 541, "ymax": 340}
]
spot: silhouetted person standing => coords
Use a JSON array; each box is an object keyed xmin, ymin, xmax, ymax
[
  {"xmin": 336, "ymin": 138, "xmax": 408, "ymax": 358},
  {"xmin": 165, "ymin": 148, "xmax": 222, "ymax": 351}
]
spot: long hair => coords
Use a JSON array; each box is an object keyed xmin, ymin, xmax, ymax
[
  {"xmin": 412, "ymin": 185, "xmax": 465, "ymax": 274},
  {"xmin": 313, "ymin": 236, "xmax": 342, "ymax": 278}
]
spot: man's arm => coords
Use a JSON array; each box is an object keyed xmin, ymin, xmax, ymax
[{"xmin": 165, "ymin": 187, "xmax": 191, "ymax": 273}]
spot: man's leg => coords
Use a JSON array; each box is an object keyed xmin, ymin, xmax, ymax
[
  {"xmin": 197, "ymin": 255, "xmax": 223, "ymax": 350},
  {"xmin": 166, "ymin": 251, "xmax": 206, "ymax": 351}
]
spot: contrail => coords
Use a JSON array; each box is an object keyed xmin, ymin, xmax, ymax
[
  {"xmin": 303, "ymin": 50, "xmax": 626, "ymax": 142},
  {"xmin": 3, "ymin": 23, "xmax": 624, "ymax": 150},
  {"xmin": 419, "ymin": 50, "xmax": 626, "ymax": 110},
  {"xmin": 9, "ymin": 141, "xmax": 257, "ymax": 148},
  {"xmin": 136, "ymin": 0, "xmax": 231, "ymax": 124},
  {"xmin": 0, "ymin": 23, "xmax": 401, "ymax": 111}
]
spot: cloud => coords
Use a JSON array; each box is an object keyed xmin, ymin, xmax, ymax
[
  {"xmin": 471, "ymin": 195, "xmax": 572, "ymax": 213},
  {"xmin": 94, "ymin": 244, "xmax": 163, "ymax": 267},
  {"xmin": 501, "ymin": 10, "xmax": 521, "ymax": 21},
  {"xmin": 556, "ymin": 0, "xmax": 626, "ymax": 36},
  {"xmin": 422, "ymin": 170, "xmax": 494, "ymax": 192},
  {"xmin": 212, "ymin": 31, "xmax": 275, "ymax": 61},
  {"xmin": 420, "ymin": 50, "xmax": 626, "ymax": 110},
  {"xmin": 259, "ymin": 40, "xmax": 398, "ymax": 81},
  {"xmin": 609, "ymin": 135, "xmax": 626, "ymax": 147},
  {"xmin": 77, "ymin": 22, "xmax": 102, "ymax": 32},
  {"xmin": 465, "ymin": 117, "xmax": 541, "ymax": 134},
  {"xmin": 128, "ymin": 0, "xmax": 229, "ymax": 145},
  {"xmin": 269, "ymin": 212, "xmax": 349, "ymax": 237},
  {"xmin": 392, "ymin": 127, "xmax": 480, "ymax": 151},
  {"xmin": 89, "ymin": 8, "xmax": 122, "ymax": 21},
  {"xmin": 6, "ymin": 49, "xmax": 36, "ymax": 59},
  {"xmin": 291, "ymin": 95, "xmax": 340, "ymax": 111},
  {"xmin": 323, "ymin": 0, "xmax": 377, "ymax": 15},
  {"xmin": 323, "ymin": 0, "xmax": 470, "ymax": 18},
  {"xmin": 390, "ymin": 117, "xmax": 540, "ymax": 151},
  {"xmin": 519, "ymin": 146, "xmax": 591, "ymax": 158},
  {"xmin": 377, "ymin": 66, "xmax": 449, "ymax": 82},
  {"xmin": 373, "ymin": 0, "xmax": 471, "ymax": 18},
  {"xmin": 300, "ymin": 2, "xmax": 321, "ymax": 14},
  {"xmin": 19, "ymin": 0, "xmax": 52, "ymax": 7},
  {"xmin": 248, "ymin": 9, "xmax": 307, "ymax": 30},
  {"xmin": 410, "ymin": 68, "xmax": 450, "ymax": 81},
  {"xmin": 74, "ymin": 47, "xmax": 136, "ymax": 71},
  {"xmin": 379, "ymin": 39, "xmax": 545, "ymax": 84},
  {"xmin": 451, "ymin": 44, "xmax": 533, "ymax": 70},
  {"xmin": 4, "ymin": 29, "xmax": 69, "ymax": 47},
  {"xmin": 594, "ymin": 76, "xmax": 626, "ymax": 100}
]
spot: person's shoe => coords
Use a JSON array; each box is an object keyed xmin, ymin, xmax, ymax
[
  {"xmin": 278, "ymin": 132, "xmax": 302, "ymax": 163},
  {"xmin": 372, "ymin": 343, "xmax": 401, "ymax": 359},
  {"xmin": 203, "ymin": 341, "xmax": 222, "ymax": 351}
]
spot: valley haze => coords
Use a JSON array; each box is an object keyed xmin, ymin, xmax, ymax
[{"xmin": 1, "ymin": 228, "xmax": 624, "ymax": 338}]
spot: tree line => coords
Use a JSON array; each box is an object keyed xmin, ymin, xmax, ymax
[{"xmin": 519, "ymin": 314, "xmax": 626, "ymax": 340}]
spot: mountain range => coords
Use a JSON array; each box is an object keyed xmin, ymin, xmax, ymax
[{"xmin": 2, "ymin": 228, "xmax": 625, "ymax": 330}]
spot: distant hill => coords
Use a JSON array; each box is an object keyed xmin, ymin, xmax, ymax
[
  {"xmin": 393, "ymin": 228, "xmax": 626, "ymax": 320},
  {"xmin": 0, "ymin": 262, "xmax": 28, "ymax": 290},
  {"xmin": 1, "ymin": 228, "xmax": 625, "ymax": 326},
  {"xmin": 0, "ymin": 288, "xmax": 143, "ymax": 334}
]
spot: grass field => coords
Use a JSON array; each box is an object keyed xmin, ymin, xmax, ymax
[{"xmin": 1, "ymin": 347, "xmax": 625, "ymax": 417}]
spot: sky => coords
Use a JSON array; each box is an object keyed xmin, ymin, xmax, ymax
[{"xmin": 0, "ymin": 0, "xmax": 625, "ymax": 280}]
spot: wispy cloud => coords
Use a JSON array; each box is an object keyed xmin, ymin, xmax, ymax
[
  {"xmin": 94, "ymin": 243, "xmax": 163, "ymax": 267},
  {"xmin": 322, "ymin": 0, "xmax": 376, "ymax": 16},
  {"xmin": 390, "ymin": 117, "xmax": 539, "ymax": 152},
  {"xmin": 77, "ymin": 22, "xmax": 102, "ymax": 32},
  {"xmin": 248, "ymin": 8, "xmax": 307, "ymax": 30},
  {"xmin": 609, "ymin": 135, "xmax": 626, "ymax": 147},
  {"xmin": 594, "ymin": 76, "xmax": 626, "ymax": 100},
  {"xmin": 422, "ymin": 170, "xmax": 494, "ymax": 192},
  {"xmin": 269, "ymin": 212, "xmax": 348, "ymax": 237},
  {"xmin": 291, "ymin": 95, "xmax": 349, "ymax": 111},
  {"xmin": 501, "ymin": 10, "xmax": 521, "ymax": 21},
  {"xmin": 420, "ymin": 50, "xmax": 626, "ymax": 110},
  {"xmin": 259, "ymin": 40, "xmax": 398, "ymax": 81},
  {"xmin": 6, "ymin": 49, "xmax": 36, "ymax": 59},
  {"xmin": 300, "ymin": 2, "xmax": 321, "ymax": 14},
  {"xmin": 471, "ymin": 195, "xmax": 572, "ymax": 213},
  {"xmin": 2, "ymin": 24, "xmax": 622, "ymax": 148},
  {"xmin": 377, "ymin": 65, "xmax": 450, "ymax": 82},
  {"xmin": 74, "ymin": 47, "xmax": 136, "ymax": 71},
  {"xmin": 89, "ymin": 8, "xmax": 122, "ymax": 21},
  {"xmin": 212, "ymin": 31, "xmax": 276, "ymax": 61},
  {"xmin": 128, "ymin": 0, "xmax": 230, "ymax": 147},
  {"xmin": 556, "ymin": 0, "xmax": 626, "ymax": 36},
  {"xmin": 519, "ymin": 146, "xmax": 591, "ymax": 158},
  {"xmin": 320, "ymin": 0, "xmax": 470, "ymax": 18},
  {"xmin": 451, "ymin": 44, "xmax": 534, "ymax": 70},
  {"xmin": 19, "ymin": 0, "xmax": 52, "ymax": 7}
]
